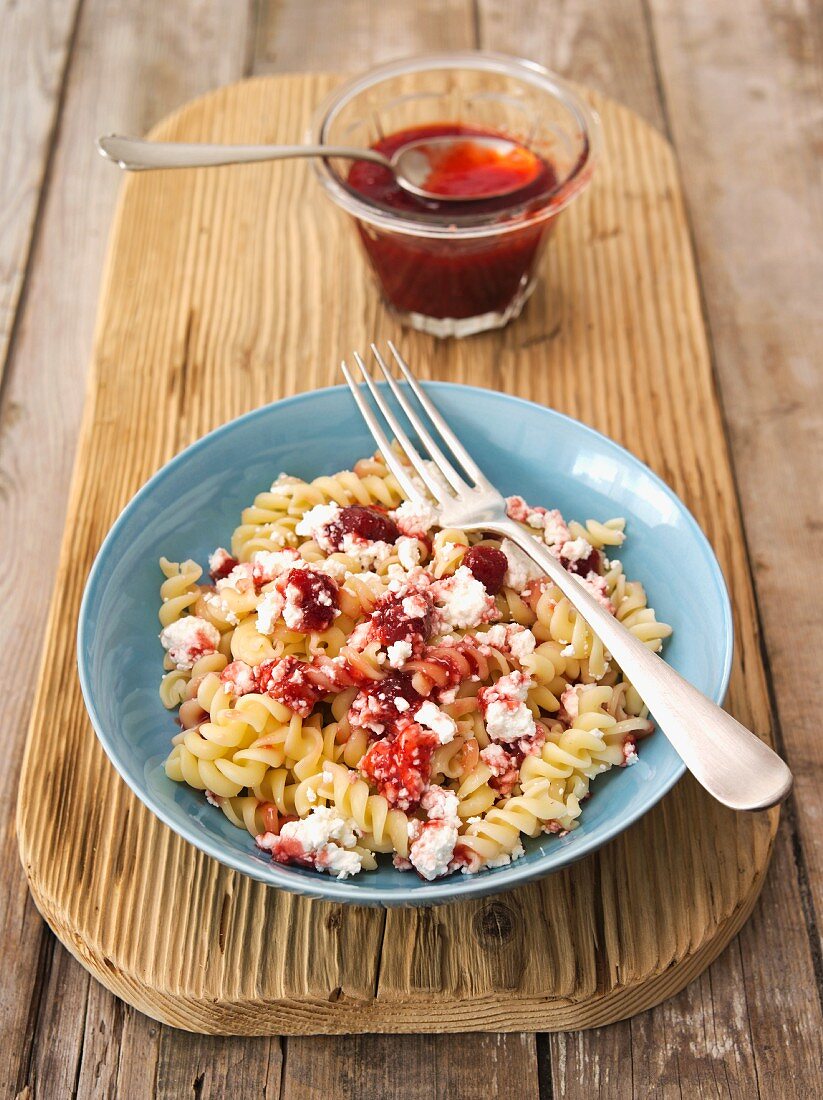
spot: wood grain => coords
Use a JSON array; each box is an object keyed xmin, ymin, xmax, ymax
[
  {"xmin": 15, "ymin": 72, "xmax": 778, "ymax": 1035},
  {"xmin": 0, "ymin": 0, "xmax": 80, "ymax": 384},
  {"xmin": 252, "ymin": 0, "xmax": 475, "ymax": 74},
  {"xmin": 280, "ymin": 1034, "xmax": 540, "ymax": 1099},
  {"xmin": 0, "ymin": 0, "xmax": 253, "ymax": 1095}
]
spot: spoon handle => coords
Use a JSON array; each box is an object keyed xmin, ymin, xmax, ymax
[
  {"xmin": 496, "ymin": 521, "xmax": 793, "ymax": 812},
  {"xmin": 97, "ymin": 135, "xmax": 390, "ymax": 172}
]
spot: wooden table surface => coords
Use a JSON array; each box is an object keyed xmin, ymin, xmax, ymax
[{"xmin": 1, "ymin": 1, "xmax": 820, "ymax": 1097}]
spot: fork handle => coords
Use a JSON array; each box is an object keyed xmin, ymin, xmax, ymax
[{"xmin": 492, "ymin": 520, "xmax": 792, "ymax": 811}]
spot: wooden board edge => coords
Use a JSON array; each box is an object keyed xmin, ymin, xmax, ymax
[{"xmin": 18, "ymin": 823, "xmax": 774, "ymax": 1035}]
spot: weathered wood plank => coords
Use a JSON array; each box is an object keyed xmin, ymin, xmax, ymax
[
  {"xmin": 154, "ymin": 1033, "xmax": 283, "ymax": 1098},
  {"xmin": 476, "ymin": 0, "xmax": 665, "ymax": 131},
  {"xmin": 0, "ymin": 1, "xmax": 253, "ymax": 1097},
  {"xmin": 280, "ymin": 1034, "xmax": 540, "ymax": 1100},
  {"xmin": 252, "ymin": 0, "xmax": 475, "ymax": 73},
  {"xmin": 0, "ymin": 0, "xmax": 80, "ymax": 385}
]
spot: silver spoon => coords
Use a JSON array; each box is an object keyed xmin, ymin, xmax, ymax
[{"xmin": 96, "ymin": 133, "xmax": 541, "ymax": 203}]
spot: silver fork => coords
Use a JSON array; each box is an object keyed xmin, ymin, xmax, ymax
[{"xmin": 342, "ymin": 342, "xmax": 793, "ymax": 813}]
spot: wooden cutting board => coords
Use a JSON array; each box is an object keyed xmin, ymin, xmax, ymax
[{"xmin": 16, "ymin": 73, "xmax": 777, "ymax": 1034}]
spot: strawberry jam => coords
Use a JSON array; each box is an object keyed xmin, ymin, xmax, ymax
[
  {"xmin": 281, "ymin": 567, "xmax": 339, "ymax": 633},
  {"xmin": 560, "ymin": 545, "xmax": 602, "ymax": 577},
  {"xmin": 463, "ymin": 545, "xmax": 507, "ymax": 595},
  {"xmin": 418, "ymin": 139, "xmax": 542, "ymax": 199},
  {"xmin": 349, "ymin": 672, "xmax": 424, "ymax": 736},
  {"xmin": 346, "ymin": 123, "xmax": 559, "ymax": 322},
  {"xmin": 360, "ymin": 723, "xmax": 439, "ymax": 811},
  {"xmin": 323, "ymin": 505, "xmax": 400, "ymax": 550},
  {"xmin": 372, "ymin": 592, "xmax": 434, "ymax": 649},
  {"xmin": 258, "ymin": 656, "xmax": 323, "ymax": 717}
]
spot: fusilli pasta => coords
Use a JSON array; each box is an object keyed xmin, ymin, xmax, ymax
[{"xmin": 157, "ymin": 456, "xmax": 670, "ymax": 879}]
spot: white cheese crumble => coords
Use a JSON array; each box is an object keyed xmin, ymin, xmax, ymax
[
  {"xmin": 577, "ymin": 571, "xmax": 615, "ymax": 612},
  {"xmin": 311, "ymin": 556, "xmax": 349, "ymax": 580},
  {"xmin": 208, "ymin": 547, "xmax": 234, "ymax": 574},
  {"xmin": 339, "ymin": 533, "xmax": 393, "ymax": 569},
  {"xmin": 159, "ymin": 616, "xmax": 220, "ymax": 669},
  {"xmin": 259, "ymin": 806, "xmax": 364, "ymax": 879},
  {"xmin": 256, "ymin": 589, "xmax": 285, "ymax": 635},
  {"xmin": 499, "ymin": 538, "xmax": 545, "ymax": 592},
  {"xmin": 421, "ymin": 785, "xmax": 461, "ymax": 826},
  {"xmin": 251, "ymin": 548, "xmax": 300, "ymax": 583},
  {"xmin": 542, "ymin": 509, "xmax": 571, "ymax": 549},
  {"xmin": 415, "ymin": 700, "xmax": 458, "ymax": 745},
  {"xmin": 386, "ymin": 639, "xmax": 413, "ymax": 669},
  {"xmin": 220, "ymin": 660, "xmax": 257, "ymax": 696},
  {"xmin": 480, "ymin": 743, "xmax": 513, "ymax": 775},
  {"xmin": 560, "ymin": 536, "xmax": 593, "ymax": 563},
  {"xmin": 480, "ymin": 672, "xmax": 536, "ymax": 745},
  {"xmin": 396, "ymin": 535, "xmax": 422, "ymax": 571},
  {"xmin": 393, "ymin": 496, "xmax": 438, "ymax": 537},
  {"xmin": 484, "ymin": 700, "xmax": 536, "ymax": 744},
  {"xmin": 401, "ymin": 593, "xmax": 429, "ymax": 619},
  {"xmin": 295, "ymin": 502, "xmax": 340, "ymax": 541},
  {"xmin": 482, "ymin": 623, "xmax": 537, "ymax": 661},
  {"xmin": 407, "ymin": 820, "xmax": 458, "ymax": 880},
  {"xmin": 433, "ymin": 566, "xmax": 496, "ymax": 630},
  {"xmin": 559, "ymin": 683, "xmax": 588, "ymax": 723}
]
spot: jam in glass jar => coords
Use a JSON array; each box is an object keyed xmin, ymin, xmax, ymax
[{"xmin": 310, "ymin": 53, "xmax": 600, "ymax": 338}]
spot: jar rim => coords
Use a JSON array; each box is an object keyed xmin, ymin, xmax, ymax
[{"xmin": 309, "ymin": 51, "xmax": 602, "ymax": 240}]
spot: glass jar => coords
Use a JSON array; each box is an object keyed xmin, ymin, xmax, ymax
[{"xmin": 310, "ymin": 52, "xmax": 601, "ymax": 338}]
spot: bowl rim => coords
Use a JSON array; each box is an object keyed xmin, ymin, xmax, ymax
[
  {"xmin": 77, "ymin": 381, "xmax": 734, "ymax": 906},
  {"xmin": 308, "ymin": 50, "xmax": 602, "ymax": 240}
]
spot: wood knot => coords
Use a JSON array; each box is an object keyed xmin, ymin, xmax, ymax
[
  {"xmin": 473, "ymin": 901, "xmax": 516, "ymax": 946},
  {"xmin": 326, "ymin": 909, "xmax": 343, "ymax": 931}
]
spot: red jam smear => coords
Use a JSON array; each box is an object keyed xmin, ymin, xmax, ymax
[
  {"xmin": 346, "ymin": 123, "xmax": 559, "ymax": 321},
  {"xmin": 463, "ymin": 545, "xmax": 507, "ymax": 595},
  {"xmin": 560, "ymin": 546, "xmax": 602, "ymax": 577},
  {"xmin": 258, "ymin": 655, "xmax": 323, "ymax": 717},
  {"xmin": 350, "ymin": 671, "xmax": 424, "ymax": 733},
  {"xmin": 360, "ymin": 722, "xmax": 438, "ymax": 811},
  {"xmin": 209, "ymin": 551, "xmax": 239, "ymax": 581},
  {"xmin": 323, "ymin": 504, "xmax": 400, "ymax": 550},
  {"xmin": 265, "ymin": 834, "xmax": 314, "ymax": 868},
  {"xmin": 282, "ymin": 567, "xmax": 339, "ymax": 633},
  {"xmin": 419, "ymin": 139, "xmax": 542, "ymax": 199},
  {"xmin": 483, "ymin": 746, "xmax": 521, "ymax": 796},
  {"xmin": 372, "ymin": 591, "xmax": 434, "ymax": 650}
]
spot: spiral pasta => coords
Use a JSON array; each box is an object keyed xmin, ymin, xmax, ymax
[{"xmin": 157, "ymin": 455, "xmax": 669, "ymax": 879}]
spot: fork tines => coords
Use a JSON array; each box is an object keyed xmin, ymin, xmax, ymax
[{"xmin": 341, "ymin": 342, "xmax": 490, "ymax": 504}]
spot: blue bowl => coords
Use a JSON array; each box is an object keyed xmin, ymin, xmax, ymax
[{"xmin": 78, "ymin": 383, "xmax": 733, "ymax": 907}]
